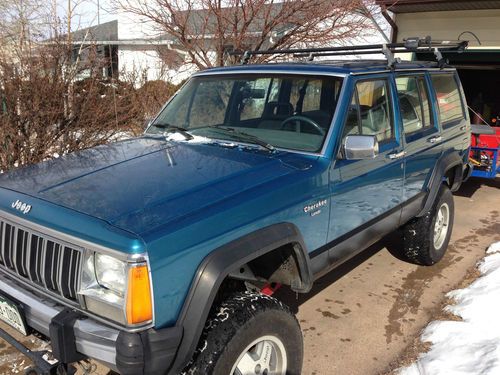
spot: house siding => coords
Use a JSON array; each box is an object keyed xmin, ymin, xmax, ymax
[
  {"xmin": 118, "ymin": 46, "xmax": 193, "ymax": 85},
  {"xmin": 394, "ymin": 9, "xmax": 500, "ymax": 47}
]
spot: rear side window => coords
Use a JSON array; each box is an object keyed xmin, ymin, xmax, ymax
[
  {"xmin": 396, "ymin": 76, "xmax": 433, "ymax": 134},
  {"xmin": 342, "ymin": 79, "xmax": 394, "ymax": 143},
  {"xmin": 431, "ymin": 74, "xmax": 465, "ymax": 125}
]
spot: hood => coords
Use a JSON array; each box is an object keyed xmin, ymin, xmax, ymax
[{"xmin": 0, "ymin": 136, "xmax": 304, "ymax": 236}]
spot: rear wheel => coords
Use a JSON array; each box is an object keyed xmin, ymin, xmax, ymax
[
  {"xmin": 400, "ymin": 184, "xmax": 454, "ymax": 265},
  {"xmin": 182, "ymin": 291, "xmax": 303, "ymax": 375}
]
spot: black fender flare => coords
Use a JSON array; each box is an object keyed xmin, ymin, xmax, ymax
[
  {"xmin": 418, "ymin": 151, "xmax": 463, "ymax": 217},
  {"xmin": 168, "ymin": 222, "xmax": 312, "ymax": 374}
]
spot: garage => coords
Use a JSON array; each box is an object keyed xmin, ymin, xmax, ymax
[{"xmin": 376, "ymin": 0, "xmax": 500, "ymax": 125}]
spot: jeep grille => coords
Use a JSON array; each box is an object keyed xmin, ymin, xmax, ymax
[{"xmin": 0, "ymin": 219, "xmax": 82, "ymax": 302}]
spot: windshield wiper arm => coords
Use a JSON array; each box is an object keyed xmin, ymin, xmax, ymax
[
  {"xmin": 152, "ymin": 123, "xmax": 194, "ymax": 140},
  {"xmin": 208, "ymin": 126, "xmax": 275, "ymax": 152}
]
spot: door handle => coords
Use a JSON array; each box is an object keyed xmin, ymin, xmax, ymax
[
  {"xmin": 388, "ymin": 151, "xmax": 406, "ymax": 160},
  {"xmin": 428, "ymin": 136, "xmax": 443, "ymax": 144},
  {"xmin": 460, "ymin": 125, "xmax": 467, "ymax": 131}
]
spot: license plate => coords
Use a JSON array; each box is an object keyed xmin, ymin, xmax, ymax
[{"xmin": 0, "ymin": 294, "xmax": 28, "ymax": 335}]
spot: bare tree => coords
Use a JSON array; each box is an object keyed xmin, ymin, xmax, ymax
[
  {"xmin": 0, "ymin": 0, "xmax": 180, "ymax": 172},
  {"xmin": 114, "ymin": 0, "xmax": 374, "ymax": 69}
]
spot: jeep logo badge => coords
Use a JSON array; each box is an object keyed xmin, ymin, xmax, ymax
[{"xmin": 11, "ymin": 199, "xmax": 32, "ymax": 214}]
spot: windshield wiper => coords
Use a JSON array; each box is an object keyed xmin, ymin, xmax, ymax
[
  {"xmin": 208, "ymin": 126, "xmax": 275, "ymax": 152},
  {"xmin": 152, "ymin": 123, "xmax": 194, "ymax": 140}
]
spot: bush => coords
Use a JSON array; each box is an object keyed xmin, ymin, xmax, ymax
[{"xmin": 0, "ymin": 44, "xmax": 177, "ymax": 172}]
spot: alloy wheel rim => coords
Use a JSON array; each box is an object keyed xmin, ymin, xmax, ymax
[
  {"xmin": 433, "ymin": 202, "xmax": 450, "ymax": 250},
  {"xmin": 231, "ymin": 335, "xmax": 287, "ymax": 375}
]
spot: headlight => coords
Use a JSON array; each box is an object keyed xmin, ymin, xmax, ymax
[
  {"xmin": 95, "ymin": 253, "xmax": 127, "ymax": 296},
  {"xmin": 78, "ymin": 250, "xmax": 153, "ymax": 326}
]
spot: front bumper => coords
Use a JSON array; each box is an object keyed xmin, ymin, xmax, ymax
[{"xmin": 0, "ymin": 272, "xmax": 182, "ymax": 374}]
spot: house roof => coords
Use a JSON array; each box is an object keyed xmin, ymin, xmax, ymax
[
  {"xmin": 69, "ymin": 4, "xmax": 290, "ymax": 45},
  {"xmin": 376, "ymin": 0, "xmax": 500, "ymax": 13},
  {"xmin": 71, "ymin": 20, "xmax": 118, "ymax": 42},
  {"xmin": 69, "ymin": 20, "xmax": 175, "ymax": 46},
  {"xmin": 172, "ymin": 2, "xmax": 292, "ymax": 37}
]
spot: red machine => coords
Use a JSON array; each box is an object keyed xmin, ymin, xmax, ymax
[{"xmin": 469, "ymin": 120, "xmax": 500, "ymax": 179}]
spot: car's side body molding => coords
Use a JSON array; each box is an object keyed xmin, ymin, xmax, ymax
[
  {"xmin": 309, "ymin": 191, "xmax": 426, "ymax": 279},
  {"xmin": 168, "ymin": 222, "xmax": 313, "ymax": 374}
]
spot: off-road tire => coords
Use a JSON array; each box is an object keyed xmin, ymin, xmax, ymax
[
  {"xmin": 181, "ymin": 291, "xmax": 303, "ymax": 375},
  {"xmin": 401, "ymin": 184, "xmax": 454, "ymax": 266}
]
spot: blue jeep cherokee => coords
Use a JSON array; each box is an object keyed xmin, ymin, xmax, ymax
[{"xmin": 0, "ymin": 40, "xmax": 471, "ymax": 375}]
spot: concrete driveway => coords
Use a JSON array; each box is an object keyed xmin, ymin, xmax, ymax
[
  {"xmin": 0, "ymin": 178, "xmax": 499, "ymax": 375},
  {"xmin": 292, "ymin": 177, "xmax": 500, "ymax": 375}
]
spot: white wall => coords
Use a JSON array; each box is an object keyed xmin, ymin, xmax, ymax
[
  {"xmin": 117, "ymin": 16, "xmax": 156, "ymax": 40},
  {"xmin": 395, "ymin": 9, "xmax": 500, "ymax": 47},
  {"xmin": 118, "ymin": 46, "xmax": 194, "ymax": 85},
  {"xmin": 115, "ymin": 6, "xmax": 197, "ymax": 85},
  {"xmin": 116, "ymin": 3, "xmax": 158, "ymax": 40}
]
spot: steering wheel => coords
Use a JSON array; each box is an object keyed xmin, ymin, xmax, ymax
[{"xmin": 279, "ymin": 115, "xmax": 325, "ymax": 136}]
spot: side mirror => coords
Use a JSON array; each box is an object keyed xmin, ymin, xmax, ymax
[{"xmin": 343, "ymin": 135, "xmax": 379, "ymax": 160}]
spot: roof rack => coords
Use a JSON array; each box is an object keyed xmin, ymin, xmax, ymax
[{"xmin": 230, "ymin": 36, "xmax": 468, "ymax": 69}]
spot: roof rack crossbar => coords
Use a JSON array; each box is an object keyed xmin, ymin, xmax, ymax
[
  {"xmin": 292, "ymin": 46, "xmax": 463, "ymax": 59},
  {"xmin": 232, "ymin": 36, "xmax": 468, "ymax": 67}
]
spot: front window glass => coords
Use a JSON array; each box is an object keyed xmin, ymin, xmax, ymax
[
  {"xmin": 148, "ymin": 75, "xmax": 343, "ymax": 153},
  {"xmin": 342, "ymin": 79, "xmax": 394, "ymax": 143}
]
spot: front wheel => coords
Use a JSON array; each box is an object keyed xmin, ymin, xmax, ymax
[{"xmin": 182, "ymin": 291, "xmax": 303, "ymax": 375}]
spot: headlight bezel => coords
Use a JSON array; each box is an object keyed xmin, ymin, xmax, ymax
[{"xmin": 78, "ymin": 248, "xmax": 154, "ymax": 328}]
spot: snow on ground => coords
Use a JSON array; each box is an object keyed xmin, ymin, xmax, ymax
[{"xmin": 400, "ymin": 241, "xmax": 500, "ymax": 375}]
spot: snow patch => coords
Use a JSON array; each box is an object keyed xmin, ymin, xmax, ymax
[
  {"xmin": 164, "ymin": 132, "xmax": 211, "ymax": 144},
  {"xmin": 399, "ymin": 242, "xmax": 500, "ymax": 375},
  {"xmin": 487, "ymin": 241, "xmax": 500, "ymax": 254}
]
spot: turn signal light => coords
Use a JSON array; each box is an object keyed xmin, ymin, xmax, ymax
[{"xmin": 126, "ymin": 265, "xmax": 153, "ymax": 325}]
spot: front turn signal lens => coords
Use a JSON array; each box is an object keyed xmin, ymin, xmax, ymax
[{"xmin": 126, "ymin": 265, "xmax": 153, "ymax": 325}]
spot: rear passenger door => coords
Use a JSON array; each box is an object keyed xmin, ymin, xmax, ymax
[
  {"xmin": 328, "ymin": 76, "xmax": 404, "ymax": 264},
  {"xmin": 395, "ymin": 74, "xmax": 442, "ymax": 208}
]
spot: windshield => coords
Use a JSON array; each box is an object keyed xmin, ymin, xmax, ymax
[{"xmin": 147, "ymin": 74, "xmax": 343, "ymax": 153}]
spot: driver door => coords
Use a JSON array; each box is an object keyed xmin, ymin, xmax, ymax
[{"xmin": 328, "ymin": 76, "xmax": 404, "ymax": 265}]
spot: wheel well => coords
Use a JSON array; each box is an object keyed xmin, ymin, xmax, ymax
[
  {"xmin": 444, "ymin": 164, "xmax": 463, "ymax": 192},
  {"xmin": 226, "ymin": 242, "xmax": 305, "ymax": 291}
]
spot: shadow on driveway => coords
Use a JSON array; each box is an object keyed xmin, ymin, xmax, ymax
[
  {"xmin": 277, "ymin": 231, "xmax": 404, "ymax": 314},
  {"xmin": 455, "ymin": 177, "xmax": 500, "ymax": 198}
]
